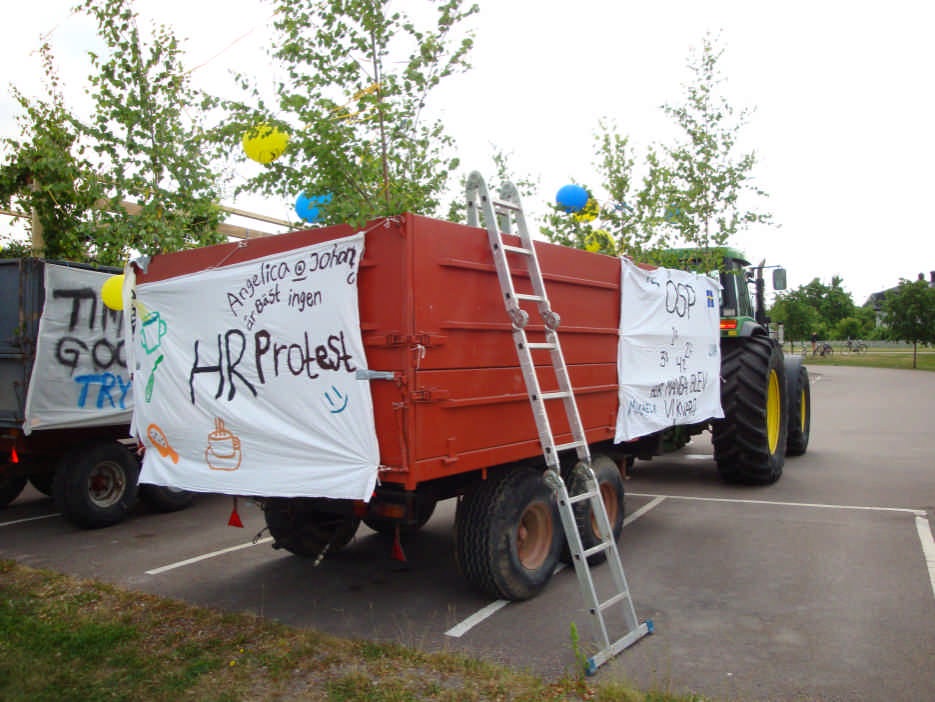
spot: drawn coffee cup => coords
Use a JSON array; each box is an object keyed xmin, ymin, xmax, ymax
[
  {"xmin": 140, "ymin": 311, "xmax": 167, "ymax": 353},
  {"xmin": 205, "ymin": 418, "xmax": 242, "ymax": 471}
]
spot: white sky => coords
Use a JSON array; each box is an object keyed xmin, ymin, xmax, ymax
[{"xmin": 3, "ymin": 0, "xmax": 934, "ymax": 305}]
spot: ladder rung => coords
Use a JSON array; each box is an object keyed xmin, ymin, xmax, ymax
[
  {"xmin": 582, "ymin": 541, "xmax": 612, "ymax": 560},
  {"xmin": 554, "ymin": 440, "xmax": 585, "ymax": 453},
  {"xmin": 501, "ymin": 244, "xmax": 532, "ymax": 255},
  {"xmin": 598, "ymin": 590, "xmax": 632, "ymax": 612},
  {"xmin": 515, "ymin": 293, "xmax": 545, "ymax": 302},
  {"xmin": 540, "ymin": 390, "xmax": 571, "ymax": 401},
  {"xmin": 492, "ymin": 199, "xmax": 521, "ymax": 212},
  {"xmin": 567, "ymin": 489, "xmax": 599, "ymax": 505},
  {"xmin": 527, "ymin": 342, "xmax": 557, "ymax": 350}
]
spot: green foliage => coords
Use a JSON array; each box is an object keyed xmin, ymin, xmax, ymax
[
  {"xmin": 1, "ymin": 0, "xmax": 226, "ymax": 265},
  {"xmin": 541, "ymin": 121, "xmax": 667, "ymax": 258},
  {"xmin": 568, "ymin": 621, "xmax": 589, "ymax": 677},
  {"xmin": 657, "ymin": 34, "xmax": 772, "ymax": 251},
  {"xmin": 882, "ymin": 277, "xmax": 935, "ymax": 368},
  {"xmin": 213, "ymin": 0, "xmax": 477, "ymax": 227},
  {"xmin": 0, "ymin": 46, "xmax": 100, "ymax": 261},
  {"xmin": 770, "ymin": 275, "xmax": 861, "ymax": 341},
  {"xmin": 542, "ymin": 35, "xmax": 770, "ymax": 265},
  {"xmin": 78, "ymin": 0, "xmax": 225, "ymax": 262}
]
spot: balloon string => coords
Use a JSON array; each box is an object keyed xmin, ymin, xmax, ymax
[{"xmin": 184, "ymin": 13, "xmax": 276, "ymax": 75}]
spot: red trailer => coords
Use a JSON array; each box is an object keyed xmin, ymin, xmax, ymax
[{"xmin": 133, "ymin": 213, "xmax": 644, "ymax": 600}]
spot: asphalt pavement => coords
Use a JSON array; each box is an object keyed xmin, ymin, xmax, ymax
[{"xmin": 2, "ymin": 364, "xmax": 934, "ymax": 701}]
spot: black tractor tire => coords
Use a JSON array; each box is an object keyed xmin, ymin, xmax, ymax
[
  {"xmin": 0, "ymin": 474, "xmax": 27, "ymax": 507},
  {"xmin": 713, "ymin": 336, "xmax": 788, "ymax": 485},
  {"xmin": 455, "ymin": 466, "xmax": 563, "ymax": 601},
  {"xmin": 363, "ymin": 499, "xmax": 436, "ymax": 536},
  {"xmin": 562, "ymin": 455, "xmax": 625, "ymax": 566},
  {"xmin": 263, "ymin": 498, "xmax": 360, "ymax": 558},
  {"xmin": 786, "ymin": 365, "xmax": 811, "ymax": 457},
  {"xmin": 138, "ymin": 485, "xmax": 195, "ymax": 512},
  {"xmin": 52, "ymin": 442, "xmax": 140, "ymax": 528}
]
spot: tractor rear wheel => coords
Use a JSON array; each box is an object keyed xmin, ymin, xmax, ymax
[
  {"xmin": 786, "ymin": 365, "xmax": 811, "ymax": 456},
  {"xmin": 713, "ymin": 336, "xmax": 788, "ymax": 484}
]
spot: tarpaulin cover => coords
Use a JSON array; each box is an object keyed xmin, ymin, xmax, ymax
[
  {"xmin": 23, "ymin": 263, "xmax": 132, "ymax": 435},
  {"xmin": 615, "ymin": 258, "xmax": 724, "ymax": 442},
  {"xmin": 130, "ymin": 233, "xmax": 379, "ymax": 500}
]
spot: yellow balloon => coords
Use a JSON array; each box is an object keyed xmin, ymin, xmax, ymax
[
  {"xmin": 101, "ymin": 274, "xmax": 125, "ymax": 311},
  {"xmin": 573, "ymin": 197, "xmax": 599, "ymax": 223},
  {"xmin": 242, "ymin": 124, "xmax": 289, "ymax": 164}
]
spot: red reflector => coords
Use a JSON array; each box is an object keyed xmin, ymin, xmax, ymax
[{"xmin": 720, "ymin": 319, "xmax": 738, "ymax": 330}]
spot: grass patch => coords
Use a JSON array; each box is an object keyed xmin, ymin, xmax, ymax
[
  {"xmin": 800, "ymin": 349, "xmax": 935, "ymax": 371},
  {"xmin": 0, "ymin": 560, "xmax": 711, "ymax": 702}
]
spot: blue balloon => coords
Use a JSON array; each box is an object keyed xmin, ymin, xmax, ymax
[
  {"xmin": 295, "ymin": 192, "xmax": 333, "ymax": 222},
  {"xmin": 556, "ymin": 184, "xmax": 589, "ymax": 213}
]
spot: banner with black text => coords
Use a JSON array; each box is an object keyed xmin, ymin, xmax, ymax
[
  {"xmin": 130, "ymin": 233, "xmax": 379, "ymax": 500},
  {"xmin": 615, "ymin": 258, "xmax": 724, "ymax": 442}
]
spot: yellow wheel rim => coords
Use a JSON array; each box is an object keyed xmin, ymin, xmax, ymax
[
  {"xmin": 767, "ymin": 369, "xmax": 781, "ymax": 454},
  {"xmin": 800, "ymin": 388, "xmax": 807, "ymax": 433}
]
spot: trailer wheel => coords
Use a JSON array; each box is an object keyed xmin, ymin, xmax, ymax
[
  {"xmin": 455, "ymin": 466, "xmax": 563, "ymax": 601},
  {"xmin": 263, "ymin": 498, "xmax": 360, "ymax": 558},
  {"xmin": 52, "ymin": 442, "xmax": 140, "ymax": 528},
  {"xmin": 713, "ymin": 336, "xmax": 788, "ymax": 485},
  {"xmin": 0, "ymin": 474, "xmax": 27, "ymax": 507},
  {"xmin": 564, "ymin": 455, "xmax": 625, "ymax": 566},
  {"xmin": 138, "ymin": 485, "xmax": 195, "ymax": 512},
  {"xmin": 786, "ymin": 365, "xmax": 811, "ymax": 456},
  {"xmin": 363, "ymin": 499, "xmax": 436, "ymax": 536}
]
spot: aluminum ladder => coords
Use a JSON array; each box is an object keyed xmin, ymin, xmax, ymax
[{"xmin": 465, "ymin": 171, "xmax": 652, "ymax": 674}]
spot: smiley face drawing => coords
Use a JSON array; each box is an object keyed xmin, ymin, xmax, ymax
[{"xmin": 205, "ymin": 417, "xmax": 242, "ymax": 471}]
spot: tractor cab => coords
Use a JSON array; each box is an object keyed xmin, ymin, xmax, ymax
[{"xmin": 661, "ymin": 247, "xmax": 786, "ymax": 338}]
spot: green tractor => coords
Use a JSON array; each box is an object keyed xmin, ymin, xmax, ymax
[{"xmin": 656, "ymin": 247, "xmax": 811, "ymax": 484}]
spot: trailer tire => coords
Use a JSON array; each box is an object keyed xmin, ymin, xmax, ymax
[
  {"xmin": 263, "ymin": 498, "xmax": 360, "ymax": 558},
  {"xmin": 563, "ymin": 455, "xmax": 625, "ymax": 566},
  {"xmin": 52, "ymin": 442, "xmax": 140, "ymax": 528},
  {"xmin": 713, "ymin": 336, "xmax": 788, "ymax": 485},
  {"xmin": 0, "ymin": 474, "xmax": 27, "ymax": 507},
  {"xmin": 456, "ymin": 466, "xmax": 563, "ymax": 601},
  {"xmin": 138, "ymin": 485, "xmax": 195, "ymax": 512}
]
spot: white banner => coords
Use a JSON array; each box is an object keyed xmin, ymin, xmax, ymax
[
  {"xmin": 614, "ymin": 258, "xmax": 724, "ymax": 442},
  {"xmin": 23, "ymin": 264, "xmax": 132, "ymax": 435},
  {"xmin": 130, "ymin": 233, "xmax": 379, "ymax": 500}
]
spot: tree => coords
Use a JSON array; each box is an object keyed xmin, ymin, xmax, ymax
[
  {"xmin": 541, "ymin": 35, "xmax": 771, "ymax": 270},
  {"xmin": 882, "ymin": 277, "xmax": 935, "ymax": 368},
  {"xmin": 770, "ymin": 275, "xmax": 862, "ymax": 341},
  {"xmin": 214, "ymin": 0, "xmax": 477, "ymax": 227},
  {"xmin": 78, "ymin": 0, "xmax": 225, "ymax": 262},
  {"xmin": 770, "ymin": 289, "xmax": 822, "ymax": 343},
  {"xmin": 655, "ymin": 34, "xmax": 772, "ymax": 267},
  {"xmin": 541, "ymin": 120, "xmax": 667, "ymax": 258},
  {"xmin": 1, "ymin": 0, "xmax": 226, "ymax": 264},
  {"xmin": 0, "ymin": 47, "xmax": 101, "ymax": 261}
]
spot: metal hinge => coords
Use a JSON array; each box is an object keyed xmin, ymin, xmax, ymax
[{"xmin": 410, "ymin": 388, "xmax": 450, "ymax": 403}]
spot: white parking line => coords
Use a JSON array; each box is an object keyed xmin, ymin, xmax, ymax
[
  {"xmin": 145, "ymin": 537, "xmax": 273, "ymax": 575},
  {"xmin": 627, "ymin": 492, "xmax": 925, "ymax": 517},
  {"xmin": 0, "ymin": 513, "xmax": 60, "ymax": 527},
  {"xmin": 631, "ymin": 492, "xmax": 935, "ymax": 604},
  {"xmin": 444, "ymin": 494, "xmax": 666, "ymax": 639},
  {"xmin": 915, "ymin": 515, "xmax": 935, "ymax": 600}
]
